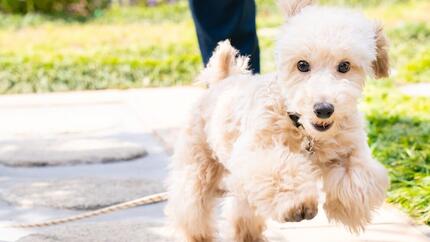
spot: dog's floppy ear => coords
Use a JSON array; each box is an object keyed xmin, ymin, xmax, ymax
[
  {"xmin": 278, "ymin": 0, "xmax": 313, "ymax": 18},
  {"xmin": 372, "ymin": 23, "xmax": 390, "ymax": 78}
]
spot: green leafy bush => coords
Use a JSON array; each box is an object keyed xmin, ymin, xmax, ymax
[{"xmin": 0, "ymin": 0, "xmax": 109, "ymax": 18}]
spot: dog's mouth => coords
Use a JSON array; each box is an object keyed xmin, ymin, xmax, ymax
[
  {"xmin": 312, "ymin": 122, "xmax": 333, "ymax": 132},
  {"xmin": 288, "ymin": 112, "xmax": 334, "ymax": 132}
]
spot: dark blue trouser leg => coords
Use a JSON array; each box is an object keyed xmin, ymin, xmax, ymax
[{"xmin": 189, "ymin": 0, "xmax": 260, "ymax": 73}]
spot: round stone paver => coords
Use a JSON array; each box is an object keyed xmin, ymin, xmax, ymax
[
  {"xmin": 0, "ymin": 135, "xmax": 147, "ymax": 167},
  {"xmin": 17, "ymin": 220, "xmax": 170, "ymax": 242},
  {"xmin": 0, "ymin": 178, "xmax": 164, "ymax": 210}
]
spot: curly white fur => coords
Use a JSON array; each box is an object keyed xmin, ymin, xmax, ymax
[
  {"xmin": 166, "ymin": 0, "xmax": 390, "ymax": 241},
  {"xmin": 276, "ymin": 2, "xmax": 389, "ymax": 233}
]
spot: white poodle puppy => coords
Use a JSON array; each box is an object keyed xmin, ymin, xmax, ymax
[{"xmin": 166, "ymin": 0, "xmax": 390, "ymax": 241}]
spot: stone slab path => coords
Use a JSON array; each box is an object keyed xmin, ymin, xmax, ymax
[
  {"xmin": 400, "ymin": 83, "xmax": 430, "ymax": 97},
  {"xmin": 0, "ymin": 87, "xmax": 428, "ymax": 242}
]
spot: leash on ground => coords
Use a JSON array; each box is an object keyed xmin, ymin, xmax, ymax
[{"xmin": 4, "ymin": 192, "xmax": 168, "ymax": 229}]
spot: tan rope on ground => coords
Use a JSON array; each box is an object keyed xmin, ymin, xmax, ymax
[{"xmin": 7, "ymin": 192, "xmax": 168, "ymax": 228}]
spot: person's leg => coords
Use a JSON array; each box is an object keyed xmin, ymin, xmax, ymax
[{"xmin": 189, "ymin": 0, "xmax": 260, "ymax": 73}]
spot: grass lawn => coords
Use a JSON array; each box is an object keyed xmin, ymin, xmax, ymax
[{"xmin": 0, "ymin": 0, "xmax": 428, "ymax": 225}]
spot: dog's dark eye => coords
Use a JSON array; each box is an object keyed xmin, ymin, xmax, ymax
[
  {"xmin": 337, "ymin": 61, "xmax": 351, "ymax": 73},
  {"xmin": 297, "ymin": 60, "xmax": 310, "ymax": 72}
]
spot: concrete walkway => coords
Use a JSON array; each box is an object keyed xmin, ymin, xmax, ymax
[
  {"xmin": 0, "ymin": 87, "xmax": 428, "ymax": 242},
  {"xmin": 400, "ymin": 83, "xmax": 430, "ymax": 97}
]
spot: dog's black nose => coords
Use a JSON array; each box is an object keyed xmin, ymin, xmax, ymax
[{"xmin": 313, "ymin": 102, "xmax": 334, "ymax": 119}]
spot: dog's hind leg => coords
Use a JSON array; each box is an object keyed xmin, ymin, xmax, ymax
[{"xmin": 165, "ymin": 113, "xmax": 224, "ymax": 242}]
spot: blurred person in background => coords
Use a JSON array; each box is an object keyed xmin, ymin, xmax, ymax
[{"xmin": 189, "ymin": 0, "xmax": 260, "ymax": 73}]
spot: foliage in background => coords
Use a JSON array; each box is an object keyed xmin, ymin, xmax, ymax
[
  {"xmin": 95, "ymin": 1, "xmax": 188, "ymax": 23},
  {"xmin": 0, "ymin": 1, "xmax": 198, "ymax": 92},
  {"xmin": 0, "ymin": 0, "xmax": 428, "ymax": 224},
  {"xmin": 363, "ymin": 81, "xmax": 430, "ymax": 225},
  {"xmin": 399, "ymin": 49, "xmax": 430, "ymax": 83},
  {"xmin": 388, "ymin": 22, "xmax": 430, "ymax": 83},
  {"xmin": 319, "ymin": 0, "xmax": 407, "ymax": 6},
  {"xmin": 0, "ymin": 0, "xmax": 109, "ymax": 18}
]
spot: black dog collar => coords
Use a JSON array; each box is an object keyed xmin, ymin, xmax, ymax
[
  {"xmin": 288, "ymin": 112, "xmax": 303, "ymax": 128},
  {"xmin": 287, "ymin": 112, "xmax": 314, "ymax": 154}
]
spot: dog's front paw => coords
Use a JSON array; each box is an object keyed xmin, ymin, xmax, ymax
[
  {"xmin": 283, "ymin": 199, "xmax": 318, "ymax": 222},
  {"xmin": 228, "ymin": 144, "xmax": 320, "ymax": 224},
  {"xmin": 258, "ymin": 182, "xmax": 319, "ymax": 223},
  {"xmin": 323, "ymin": 158, "xmax": 389, "ymax": 232},
  {"xmin": 244, "ymin": 169, "xmax": 319, "ymax": 224}
]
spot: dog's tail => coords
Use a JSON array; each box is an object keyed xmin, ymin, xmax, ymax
[{"xmin": 197, "ymin": 40, "xmax": 250, "ymax": 86}]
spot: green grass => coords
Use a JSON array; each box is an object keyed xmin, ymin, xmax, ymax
[
  {"xmin": 0, "ymin": 3, "xmax": 200, "ymax": 93},
  {"xmin": 0, "ymin": 1, "xmax": 199, "ymax": 93},
  {"xmin": 399, "ymin": 49, "xmax": 430, "ymax": 83},
  {"xmin": 0, "ymin": 0, "xmax": 428, "ymax": 225},
  {"xmin": 0, "ymin": 40, "xmax": 200, "ymax": 92},
  {"xmin": 363, "ymin": 81, "xmax": 430, "ymax": 225}
]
